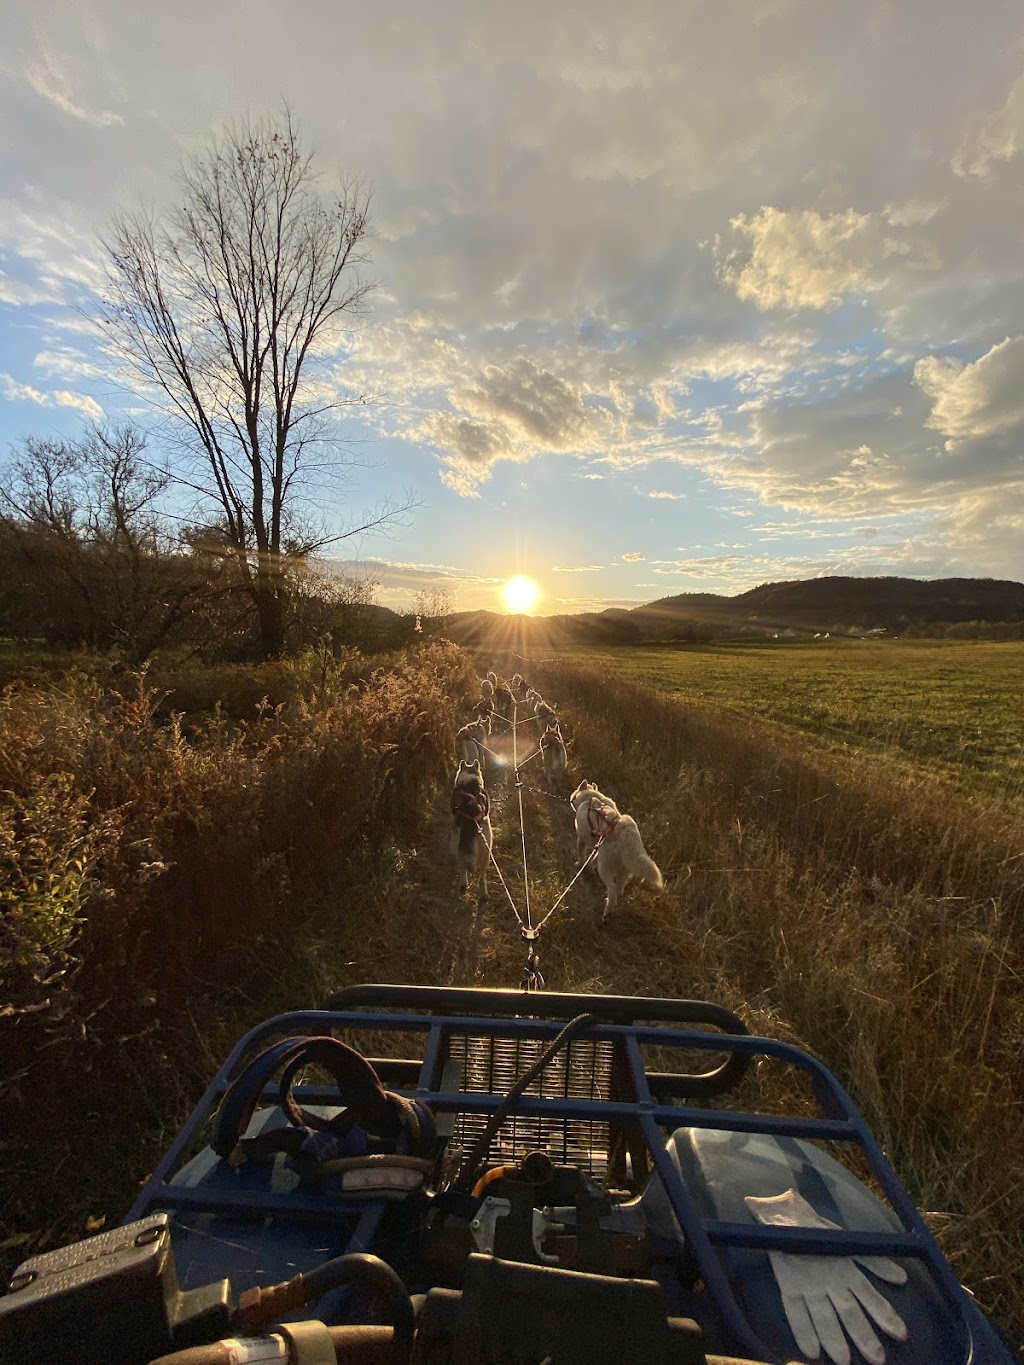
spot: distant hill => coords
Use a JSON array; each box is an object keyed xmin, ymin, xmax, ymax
[
  {"xmin": 640, "ymin": 576, "xmax": 1024, "ymax": 634},
  {"xmin": 447, "ymin": 576, "xmax": 1024, "ymax": 646}
]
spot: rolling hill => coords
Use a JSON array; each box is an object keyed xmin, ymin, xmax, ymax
[{"xmin": 448, "ymin": 576, "xmax": 1024, "ymax": 645}]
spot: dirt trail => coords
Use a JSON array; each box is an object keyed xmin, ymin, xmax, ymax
[{"xmin": 327, "ymin": 690, "xmax": 708, "ymax": 1004}]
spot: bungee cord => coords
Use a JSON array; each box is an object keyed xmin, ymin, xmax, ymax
[
  {"xmin": 510, "ymin": 696, "xmax": 533, "ymax": 931},
  {"xmin": 458, "ymin": 671, "xmax": 596, "ymax": 990}
]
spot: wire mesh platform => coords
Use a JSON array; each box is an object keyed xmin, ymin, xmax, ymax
[{"xmin": 447, "ymin": 1032, "xmax": 615, "ymax": 1178}]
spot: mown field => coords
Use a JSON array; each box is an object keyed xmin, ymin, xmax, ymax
[
  {"xmin": 1, "ymin": 636, "xmax": 1021, "ymax": 1352},
  {"xmin": 563, "ymin": 639, "xmax": 1024, "ymax": 797}
]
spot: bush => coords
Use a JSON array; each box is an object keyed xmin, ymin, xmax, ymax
[
  {"xmin": 0, "ymin": 641, "xmax": 474, "ymax": 1035},
  {"xmin": 0, "ymin": 775, "xmax": 118, "ymax": 1021}
]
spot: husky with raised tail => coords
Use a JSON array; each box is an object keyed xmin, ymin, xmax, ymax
[
  {"xmin": 535, "ymin": 699, "xmax": 557, "ymax": 737},
  {"xmin": 569, "ymin": 780, "xmax": 663, "ymax": 921},
  {"xmin": 456, "ymin": 720, "xmax": 488, "ymax": 766},
  {"xmin": 451, "ymin": 759, "xmax": 492, "ymax": 898},
  {"xmin": 540, "ymin": 723, "xmax": 567, "ymax": 789},
  {"xmin": 493, "ymin": 682, "xmax": 515, "ymax": 718}
]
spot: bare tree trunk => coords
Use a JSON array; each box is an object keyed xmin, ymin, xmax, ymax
[{"xmin": 100, "ymin": 110, "xmax": 414, "ymax": 660}]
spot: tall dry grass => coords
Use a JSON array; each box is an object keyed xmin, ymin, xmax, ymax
[
  {"xmin": 0, "ymin": 640, "xmax": 475, "ymax": 1269},
  {"xmin": 3, "ymin": 641, "xmax": 1020, "ymax": 1343},
  {"xmin": 531, "ymin": 656, "xmax": 1023, "ymax": 1339}
]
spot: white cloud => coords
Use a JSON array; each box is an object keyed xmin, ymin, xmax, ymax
[
  {"xmin": 715, "ymin": 206, "xmax": 925, "ymax": 312},
  {"xmin": 916, "ymin": 337, "xmax": 1024, "ymax": 443},
  {"xmin": 0, "ymin": 271, "xmax": 54, "ymax": 307},
  {"xmin": 0, "ymin": 371, "xmax": 103, "ymax": 420},
  {"xmin": 551, "ymin": 564, "xmax": 604, "ymax": 573},
  {"xmin": 324, "ymin": 555, "xmax": 501, "ymax": 610},
  {"xmin": 24, "ymin": 47, "xmax": 123, "ymax": 128},
  {"xmin": 621, "ymin": 551, "xmax": 646, "ymax": 562},
  {"xmin": 417, "ymin": 356, "xmax": 629, "ymax": 491},
  {"xmin": 647, "ymin": 490, "xmax": 683, "ymax": 500},
  {"xmin": 955, "ymin": 71, "xmax": 1024, "ymax": 179}
]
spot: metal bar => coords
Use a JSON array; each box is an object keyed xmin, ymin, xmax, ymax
[
  {"xmin": 418, "ymin": 1023, "xmax": 443, "ymax": 1092},
  {"xmin": 703, "ymin": 1220, "xmax": 927, "ymax": 1258},
  {"xmin": 137, "ymin": 1183, "xmax": 389, "ymax": 1227},
  {"xmin": 624, "ymin": 1034, "xmax": 653, "ymax": 1106},
  {"xmin": 319, "ymin": 985, "xmax": 750, "ymax": 1033},
  {"xmin": 637, "ymin": 1111, "xmax": 771, "ymax": 1361},
  {"xmin": 383, "ymin": 1089, "xmax": 857, "ymax": 1139},
  {"xmin": 347, "ymin": 1205, "xmax": 386, "ymax": 1254}
]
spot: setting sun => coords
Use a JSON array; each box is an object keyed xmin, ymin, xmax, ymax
[{"xmin": 502, "ymin": 576, "xmax": 540, "ymax": 614}]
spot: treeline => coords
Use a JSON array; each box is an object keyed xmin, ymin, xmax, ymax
[
  {"xmin": 0, "ymin": 423, "xmax": 419, "ymax": 662},
  {"xmin": 899, "ymin": 620, "xmax": 1024, "ymax": 640}
]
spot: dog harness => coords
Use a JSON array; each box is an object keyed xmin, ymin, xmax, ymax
[
  {"xmin": 585, "ymin": 797, "xmax": 620, "ymax": 839},
  {"xmin": 453, "ymin": 788, "xmax": 490, "ymax": 823}
]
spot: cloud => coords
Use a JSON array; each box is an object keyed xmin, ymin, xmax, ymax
[
  {"xmin": 24, "ymin": 47, "xmax": 123, "ymax": 128},
  {"xmin": 621, "ymin": 551, "xmax": 646, "ymax": 561},
  {"xmin": 715, "ymin": 206, "xmax": 925, "ymax": 312},
  {"xmin": 324, "ymin": 555, "xmax": 501, "ymax": 610},
  {"xmin": 648, "ymin": 539, "xmax": 964, "ymax": 590},
  {"xmin": 955, "ymin": 71, "xmax": 1024, "ymax": 178},
  {"xmin": 551, "ymin": 564, "xmax": 604, "ymax": 573},
  {"xmin": 915, "ymin": 337, "xmax": 1024, "ymax": 443},
  {"xmin": 0, "ymin": 271, "xmax": 54, "ymax": 307},
  {"xmin": 2, "ymin": 0, "xmax": 1024, "ymax": 585},
  {"xmin": 0, "ymin": 371, "xmax": 103, "ymax": 421},
  {"xmin": 418, "ymin": 356, "xmax": 628, "ymax": 491}
]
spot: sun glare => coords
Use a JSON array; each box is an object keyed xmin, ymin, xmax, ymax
[{"xmin": 502, "ymin": 576, "xmax": 540, "ymax": 614}]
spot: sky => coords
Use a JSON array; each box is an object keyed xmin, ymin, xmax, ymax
[{"xmin": 2, "ymin": 0, "xmax": 1024, "ymax": 614}]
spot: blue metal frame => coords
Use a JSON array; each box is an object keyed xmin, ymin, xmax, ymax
[{"xmin": 129, "ymin": 1005, "xmax": 1008, "ymax": 1364}]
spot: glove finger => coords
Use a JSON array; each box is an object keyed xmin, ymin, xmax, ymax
[
  {"xmin": 806, "ymin": 1290, "xmax": 851, "ymax": 1365},
  {"xmin": 779, "ymin": 1289, "xmax": 823, "ymax": 1361},
  {"xmin": 850, "ymin": 1272, "xmax": 909, "ymax": 1341},
  {"xmin": 827, "ymin": 1287, "xmax": 886, "ymax": 1365},
  {"xmin": 855, "ymin": 1254, "xmax": 909, "ymax": 1286}
]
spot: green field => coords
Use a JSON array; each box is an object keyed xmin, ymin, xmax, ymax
[{"xmin": 563, "ymin": 639, "xmax": 1024, "ymax": 796}]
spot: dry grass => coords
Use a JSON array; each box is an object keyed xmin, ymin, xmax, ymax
[
  {"xmin": 311, "ymin": 648, "xmax": 1022, "ymax": 1339},
  {"xmin": 2, "ymin": 642, "xmax": 1020, "ymax": 1347},
  {"xmin": 0, "ymin": 640, "xmax": 475, "ymax": 1270},
  {"xmin": 529, "ymin": 657, "xmax": 1024, "ymax": 1340}
]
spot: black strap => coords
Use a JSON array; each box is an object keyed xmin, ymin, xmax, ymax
[{"xmin": 212, "ymin": 1035, "xmax": 426, "ymax": 1158}]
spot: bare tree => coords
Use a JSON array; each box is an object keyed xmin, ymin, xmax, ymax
[
  {"xmin": 412, "ymin": 586, "xmax": 456, "ymax": 637},
  {"xmin": 1, "ymin": 424, "xmax": 208, "ymax": 658},
  {"xmin": 100, "ymin": 110, "xmax": 409, "ymax": 658}
]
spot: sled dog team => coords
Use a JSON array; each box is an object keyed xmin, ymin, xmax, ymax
[{"xmin": 451, "ymin": 670, "xmax": 663, "ymax": 917}]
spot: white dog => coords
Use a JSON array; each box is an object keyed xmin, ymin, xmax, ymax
[
  {"xmin": 569, "ymin": 781, "xmax": 663, "ymax": 920},
  {"xmin": 456, "ymin": 720, "xmax": 488, "ymax": 766},
  {"xmin": 540, "ymin": 722, "xmax": 567, "ymax": 789},
  {"xmin": 451, "ymin": 759, "xmax": 492, "ymax": 898}
]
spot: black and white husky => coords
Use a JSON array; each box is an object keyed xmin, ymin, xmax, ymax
[
  {"xmin": 451, "ymin": 760, "xmax": 492, "ymax": 898},
  {"xmin": 569, "ymin": 781, "xmax": 663, "ymax": 920},
  {"xmin": 540, "ymin": 722, "xmax": 567, "ymax": 788}
]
